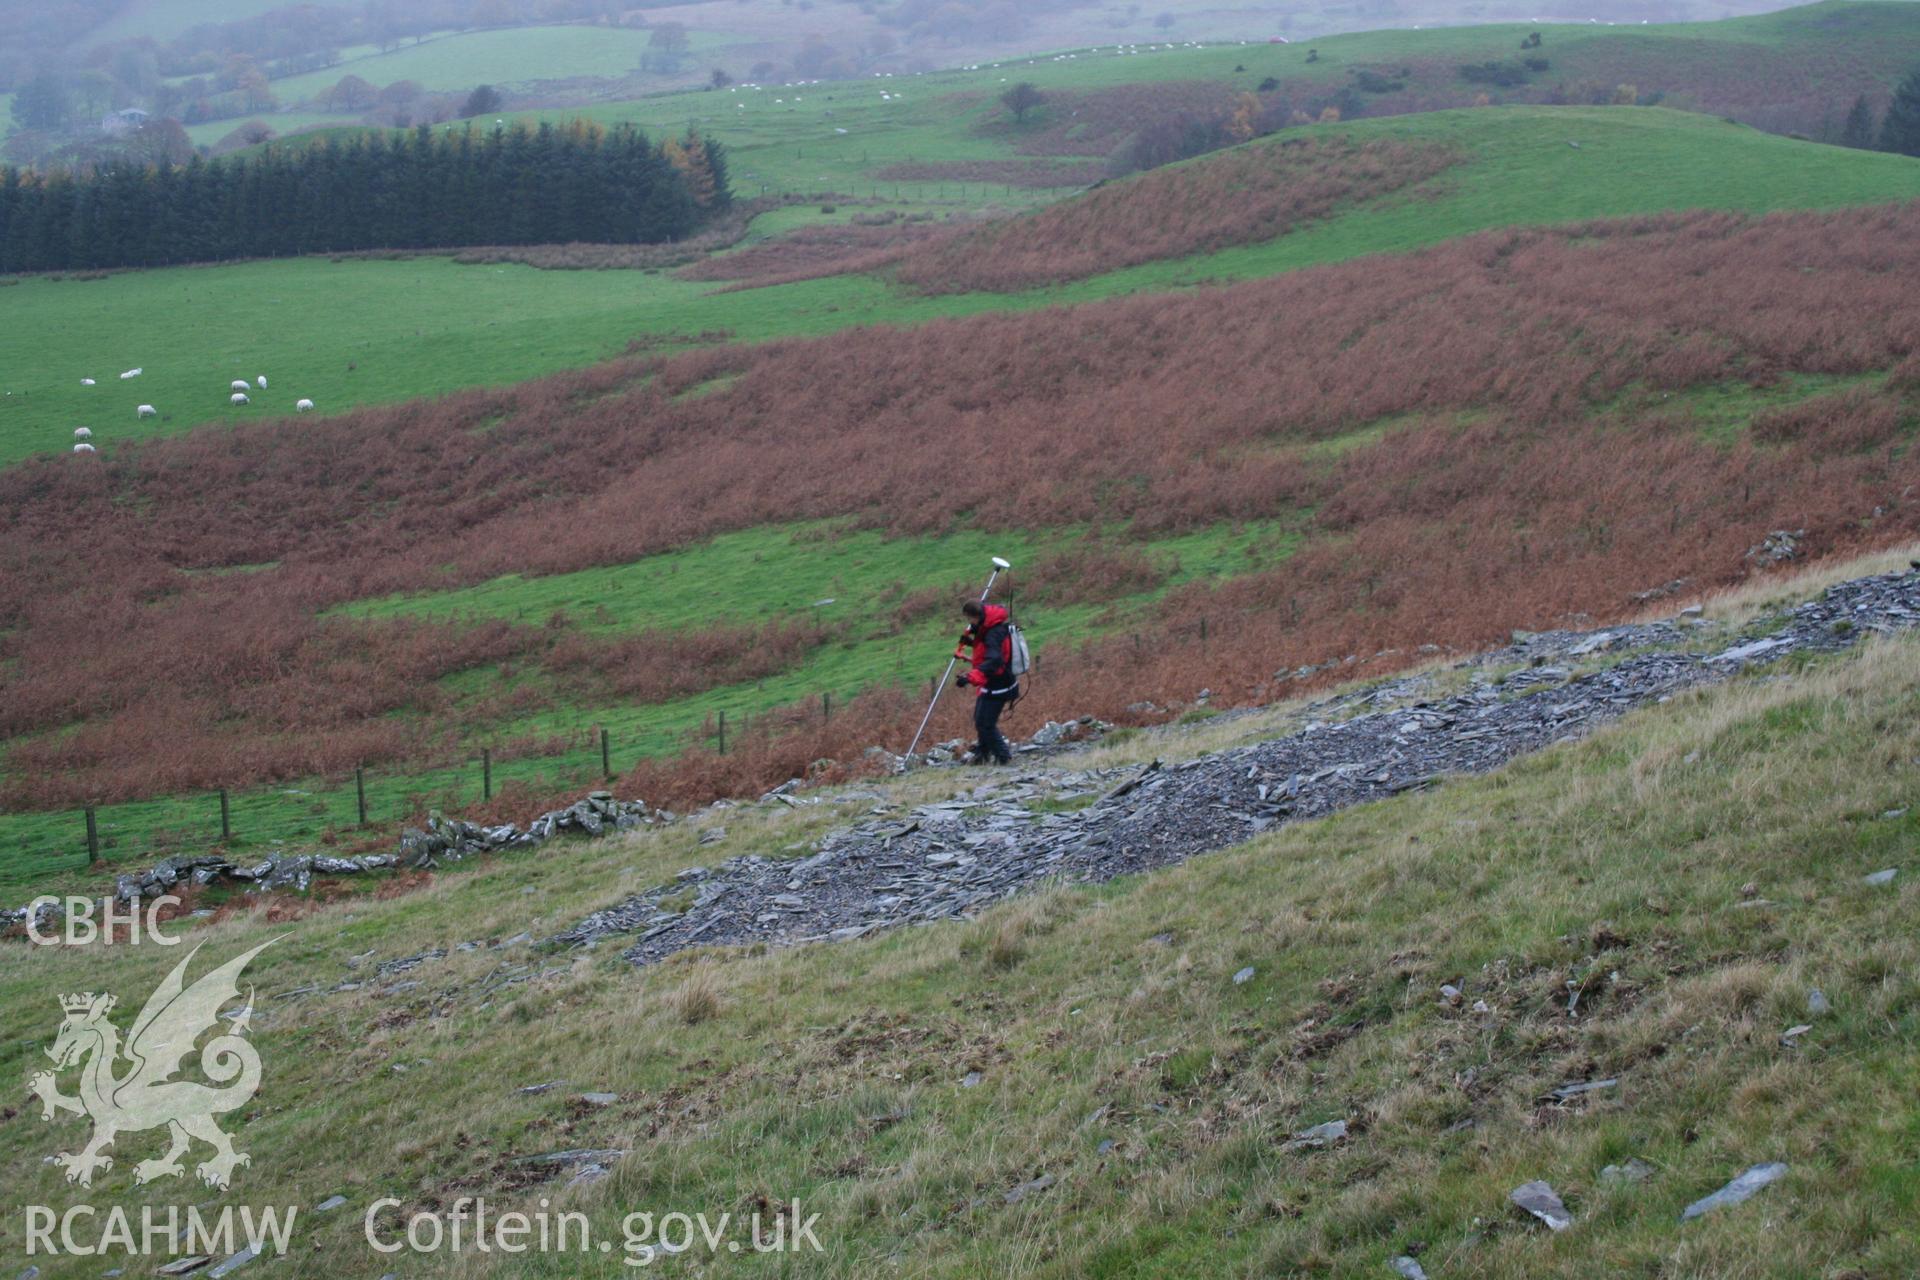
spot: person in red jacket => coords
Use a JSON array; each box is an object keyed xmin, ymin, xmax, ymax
[{"xmin": 957, "ymin": 600, "xmax": 1018, "ymax": 765}]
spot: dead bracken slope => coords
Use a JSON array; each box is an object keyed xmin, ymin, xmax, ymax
[{"xmin": 3, "ymin": 204, "xmax": 1919, "ymax": 810}]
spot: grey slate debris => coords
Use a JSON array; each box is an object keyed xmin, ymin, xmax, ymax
[
  {"xmin": 511, "ymin": 1147, "xmax": 627, "ymax": 1168},
  {"xmin": 1680, "ymin": 1162, "xmax": 1789, "ymax": 1222},
  {"xmin": 1600, "ymin": 1157, "xmax": 1657, "ymax": 1185},
  {"xmin": 1509, "ymin": 1180, "xmax": 1574, "ymax": 1231},
  {"xmin": 1548, "ymin": 1077, "xmax": 1619, "ymax": 1101},
  {"xmin": 1285, "ymin": 1119, "xmax": 1349, "ymax": 1151},
  {"xmin": 1004, "ymin": 1172, "xmax": 1055, "ymax": 1204},
  {"xmin": 1390, "ymin": 1257, "xmax": 1430, "ymax": 1280},
  {"xmin": 206, "ymin": 1247, "xmax": 258, "ymax": 1278},
  {"xmin": 539, "ymin": 568, "xmax": 1920, "ymax": 969}
]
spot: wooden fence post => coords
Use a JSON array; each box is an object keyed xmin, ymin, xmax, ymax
[
  {"xmin": 601, "ymin": 728, "xmax": 612, "ymax": 780},
  {"xmin": 718, "ymin": 710, "xmax": 727, "ymax": 755},
  {"xmin": 482, "ymin": 748, "xmax": 492, "ymax": 802},
  {"xmin": 355, "ymin": 767, "xmax": 367, "ymax": 825},
  {"xmin": 219, "ymin": 789, "xmax": 230, "ymax": 842},
  {"xmin": 822, "ymin": 691, "xmax": 831, "ymax": 721},
  {"xmin": 85, "ymin": 807, "xmax": 99, "ymax": 864}
]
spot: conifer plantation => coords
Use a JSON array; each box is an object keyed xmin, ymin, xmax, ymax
[{"xmin": 0, "ymin": 121, "xmax": 729, "ymax": 272}]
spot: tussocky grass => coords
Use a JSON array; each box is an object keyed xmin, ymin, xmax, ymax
[{"xmin": 2, "ymin": 549, "xmax": 1916, "ymax": 1276}]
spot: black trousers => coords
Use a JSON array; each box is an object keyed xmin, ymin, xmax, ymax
[{"xmin": 973, "ymin": 690, "xmax": 1013, "ymax": 763}]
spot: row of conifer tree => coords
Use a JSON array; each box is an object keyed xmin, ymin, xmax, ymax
[{"xmin": 0, "ymin": 121, "xmax": 729, "ymax": 272}]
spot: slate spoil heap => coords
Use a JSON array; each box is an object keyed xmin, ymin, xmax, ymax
[{"xmin": 556, "ymin": 567, "xmax": 1920, "ymax": 966}]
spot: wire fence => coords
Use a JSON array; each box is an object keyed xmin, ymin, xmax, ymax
[
  {"xmin": 18, "ymin": 607, "xmax": 1157, "ymax": 885},
  {"xmin": 18, "ymin": 683, "xmax": 865, "ymax": 882}
]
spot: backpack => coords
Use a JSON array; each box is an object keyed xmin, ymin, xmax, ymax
[{"xmin": 1007, "ymin": 621, "xmax": 1032, "ymax": 677}]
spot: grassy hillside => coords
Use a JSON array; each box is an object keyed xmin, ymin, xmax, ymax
[
  {"xmin": 3, "ymin": 565, "xmax": 1915, "ymax": 1277},
  {"xmin": 0, "ymin": 519, "xmax": 1290, "ymax": 898},
  {"xmin": 266, "ymin": 26, "xmax": 740, "ymax": 104},
  {"xmin": 67, "ymin": 0, "xmax": 1920, "ymax": 162},
  {"xmin": 4, "ymin": 196, "xmax": 1919, "ymax": 888},
  {"xmin": 559, "ymin": 0, "xmax": 1920, "ymax": 192},
  {"xmin": 6, "ymin": 2, "xmax": 1920, "ymax": 892},
  {"xmin": 7, "ymin": 107, "xmax": 1920, "ymax": 467}
]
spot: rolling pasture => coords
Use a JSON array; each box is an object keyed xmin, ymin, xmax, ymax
[
  {"xmin": 5, "ymin": 1, "xmax": 1920, "ymax": 888},
  {"xmin": 571, "ymin": 0, "xmax": 1920, "ymax": 196},
  {"xmin": 8, "ymin": 108, "xmax": 1920, "ymax": 468},
  {"xmin": 264, "ymin": 25, "xmax": 743, "ymax": 104},
  {"xmin": 4, "ymin": 193, "xmax": 1919, "ymax": 887}
]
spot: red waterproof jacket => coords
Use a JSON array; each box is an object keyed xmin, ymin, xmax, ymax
[{"xmin": 958, "ymin": 604, "xmax": 1017, "ymax": 695}]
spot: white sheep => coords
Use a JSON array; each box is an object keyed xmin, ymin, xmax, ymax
[
  {"xmin": 231, "ymin": 380, "xmax": 251, "ymax": 391},
  {"xmin": 136, "ymin": 404, "xmax": 157, "ymax": 418},
  {"xmin": 120, "ymin": 368, "xmax": 142, "ymax": 379},
  {"xmin": 73, "ymin": 442, "xmax": 97, "ymax": 454},
  {"xmin": 256, "ymin": 375, "xmax": 268, "ymax": 389},
  {"xmin": 80, "ymin": 378, "xmax": 96, "ymax": 386},
  {"xmin": 296, "ymin": 398, "xmax": 315, "ymax": 412},
  {"xmin": 74, "ymin": 426, "xmax": 92, "ymax": 439},
  {"xmin": 230, "ymin": 393, "xmax": 250, "ymax": 405}
]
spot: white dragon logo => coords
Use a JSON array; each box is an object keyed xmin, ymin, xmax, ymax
[{"xmin": 29, "ymin": 940, "xmax": 276, "ymax": 1190}]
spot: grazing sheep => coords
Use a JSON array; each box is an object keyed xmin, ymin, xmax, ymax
[
  {"xmin": 231, "ymin": 380, "xmax": 251, "ymax": 391},
  {"xmin": 256, "ymin": 375, "xmax": 268, "ymax": 389},
  {"xmin": 296, "ymin": 398, "xmax": 315, "ymax": 412},
  {"xmin": 80, "ymin": 378, "xmax": 96, "ymax": 386},
  {"xmin": 136, "ymin": 404, "xmax": 157, "ymax": 418},
  {"xmin": 74, "ymin": 426, "xmax": 92, "ymax": 439},
  {"xmin": 120, "ymin": 368, "xmax": 142, "ymax": 379},
  {"xmin": 73, "ymin": 442, "xmax": 97, "ymax": 453},
  {"xmin": 230, "ymin": 393, "xmax": 250, "ymax": 405}
]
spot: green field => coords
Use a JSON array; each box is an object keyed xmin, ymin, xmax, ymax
[
  {"xmin": 3, "ymin": 581, "xmax": 1914, "ymax": 1277},
  {"xmin": 181, "ymin": 111, "xmax": 341, "ymax": 145},
  {"xmin": 268, "ymin": 26, "xmax": 740, "ymax": 104},
  {"xmin": 9, "ymin": 106, "xmax": 1919, "ymax": 469},
  {"xmin": 177, "ymin": 24, "xmax": 746, "ymax": 144}
]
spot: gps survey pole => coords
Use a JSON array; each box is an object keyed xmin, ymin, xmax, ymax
[{"xmin": 905, "ymin": 556, "xmax": 1011, "ymax": 761}]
